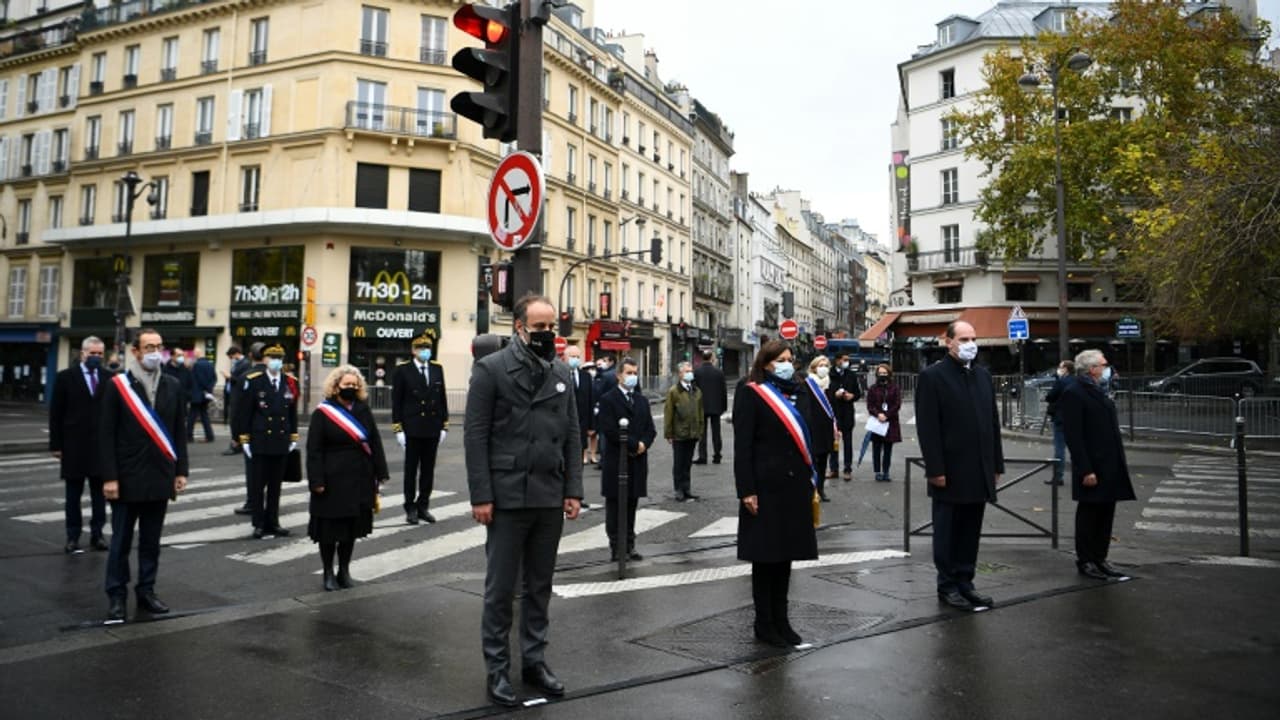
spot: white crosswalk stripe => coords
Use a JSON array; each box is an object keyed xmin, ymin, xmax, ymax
[
  {"xmin": 1136, "ymin": 454, "xmax": 1280, "ymax": 545},
  {"xmin": 688, "ymin": 517, "xmax": 737, "ymax": 538}
]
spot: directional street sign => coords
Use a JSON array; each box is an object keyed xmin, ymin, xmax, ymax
[
  {"xmin": 779, "ymin": 319, "xmax": 799, "ymax": 341},
  {"xmin": 486, "ymin": 151, "xmax": 544, "ymax": 251},
  {"xmin": 1007, "ymin": 318, "xmax": 1030, "ymax": 341},
  {"xmin": 1009, "ymin": 304, "xmax": 1027, "ymax": 319},
  {"xmin": 1116, "ymin": 315, "xmax": 1142, "ymax": 339}
]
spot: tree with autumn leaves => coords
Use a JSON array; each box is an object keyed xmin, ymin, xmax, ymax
[{"xmin": 949, "ymin": 0, "xmax": 1280, "ymax": 349}]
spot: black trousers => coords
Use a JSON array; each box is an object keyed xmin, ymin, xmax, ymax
[
  {"xmin": 605, "ymin": 496, "xmax": 639, "ymax": 551},
  {"xmin": 872, "ymin": 438, "xmax": 894, "ymax": 475},
  {"xmin": 697, "ymin": 414, "xmax": 722, "ymax": 461},
  {"xmin": 1075, "ymin": 501, "xmax": 1117, "ymax": 565},
  {"xmin": 482, "ymin": 508, "xmax": 564, "ymax": 674},
  {"xmin": 672, "ymin": 439, "xmax": 698, "ymax": 495},
  {"xmin": 403, "ymin": 435, "xmax": 441, "ymax": 510},
  {"xmin": 829, "ymin": 426, "xmax": 854, "ymax": 472},
  {"xmin": 65, "ymin": 475, "xmax": 107, "ymax": 542},
  {"xmin": 813, "ymin": 453, "xmax": 830, "ymax": 496},
  {"xmin": 243, "ymin": 454, "xmax": 254, "ymax": 507},
  {"xmin": 105, "ymin": 499, "xmax": 167, "ymax": 599},
  {"xmin": 751, "ymin": 561, "xmax": 793, "ymax": 629},
  {"xmin": 187, "ymin": 401, "xmax": 214, "ymax": 442},
  {"xmin": 250, "ymin": 453, "xmax": 287, "ymax": 530},
  {"xmin": 932, "ymin": 500, "xmax": 986, "ymax": 593}
]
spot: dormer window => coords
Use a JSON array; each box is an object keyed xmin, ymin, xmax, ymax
[
  {"xmin": 1051, "ymin": 10, "xmax": 1068, "ymax": 33},
  {"xmin": 938, "ymin": 23, "xmax": 954, "ymax": 46}
]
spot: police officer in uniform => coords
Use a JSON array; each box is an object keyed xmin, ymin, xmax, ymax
[
  {"xmin": 391, "ymin": 331, "xmax": 449, "ymax": 525},
  {"xmin": 237, "ymin": 344, "xmax": 299, "ymax": 539}
]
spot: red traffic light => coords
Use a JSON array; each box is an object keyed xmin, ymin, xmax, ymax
[{"xmin": 454, "ymin": 4, "xmax": 511, "ymax": 45}]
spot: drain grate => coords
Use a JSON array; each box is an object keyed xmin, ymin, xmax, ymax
[{"xmin": 633, "ymin": 602, "xmax": 885, "ymax": 671}]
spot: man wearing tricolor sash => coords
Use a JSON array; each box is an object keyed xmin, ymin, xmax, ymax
[{"xmin": 98, "ymin": 328, "xmax": 189, "ymax": 623}]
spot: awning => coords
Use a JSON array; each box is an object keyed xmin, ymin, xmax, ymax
[
  {"xmin": 957, "ymin": 307, "xmax": 1013, "ymax": 345},
  {"xmin": 598, "ymin": 340, "xmax": 631, "ymax": 352},
  {"xmin": 857, "ymin": 313, "xmax": 899, "ymax": 343},
  {"xmin": 932, "ymin": 279, "xmax": 962, "ymax": 288},
  {"xmin": 1002, "ymin": 274, "xmax": 1040, "ymax": 284}
]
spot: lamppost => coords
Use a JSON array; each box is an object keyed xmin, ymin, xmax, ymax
[
  {"xmin": 556, "ymin": 215, "xmax": 646, "ymax": 333},
  {"xmin": 1019, "ymin": 51, "xmax": 1092, "ymax": 363},
  {"xmin": 114, "ymin": 170, "xmax": 159, "ymax": 357}
]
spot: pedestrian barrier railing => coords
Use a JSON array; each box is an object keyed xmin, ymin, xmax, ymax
[{"xmin": 902, "ymin": 457, "xmax": 1060, "ymax": 555}]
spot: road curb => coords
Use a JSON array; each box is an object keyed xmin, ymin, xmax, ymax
[
  {"xmin": 1001, "ymin": 427, "xmax": 1280, "ymax": 458},
  {"xmin": 0, "ymin": 441, "xmax": 48, "ymax": 456}
]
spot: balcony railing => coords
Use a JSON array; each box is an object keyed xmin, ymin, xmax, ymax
[
  {"xmin": 160, "ymin": 67, "xmax": 177, "ymax": 82},
  {"xmin": 122, "ymin": 73, "xmax": 137, "ymax": 89},
  {"xmin": 190, "ymin": 205, "xmax": 207, "ymax": 217},
  {"xmin": 89, "ymin": 81, "xmax": 104, "ymax": 96},
  {"xmin": 14, "ymin": 232, "xmax": 29, "ymax": 245},
  {"xmin": 117, "ymin": 141, "xmax": 133, "ymax": 155},
  {"xmin": 243, "ymin": 123, "xmax": 260, "ymax": 140},
  {"xmin": 20, "ymin": 164, "xmax": 32, "ymax": 177},
  {"xmin": 84, "ymin": 145, "xmax": 99, "ymax": 160},
  {"xmin": 360, "ymin": 39, "xmax": 388, "ymax": 57},
  {"xmin": 0, "ymin": 19, "xmax": 77, "ymax": 60},
  {"xmin": 150, "ymin": 208, "xmax": 166, "ymax": 220},
  {"xmin": 201, "ymin": 59, "xmax": 218, "ymax": 74},
  {"xmin": 239, "ymin": 201, "xmax": 259, "ymax": 212},
  {"xmin": 420, "ymin": 47, "xmax": 446, "ymax": 65},
  {"xmin": 155, "ymin": 135, "xmax": 171, "ymax": 150},
  {"xmin": 79, "ymin": 0, "xmax": 218, "ymax": 32},
  {"xmin": 79, "ymin": 216, "xmax": 94, "ymax": 226},
  {"xmin": 906, "ymin": 245, "xmax": 989, "ymax": 272},
  {"xmin": 59, "ymin": 94, "xmax": 71, "ymax": 108},
  {"xmin": 248, "ymin": 50, "xmax": 267, "ymax": 66},
  {"xmin": 51, "ymin": 160, "xmax": 66, "ymax": 173},
  {"xmin": 343, "ymin": 102, "xmax": 457, "ymax": 139},
  {"xmin": 194, "ymin": 131, "xmax": 212, "ymax": 145},
  {"xmin": 26, "ymin": 100, "xmax": 39, "ymax": 113}
]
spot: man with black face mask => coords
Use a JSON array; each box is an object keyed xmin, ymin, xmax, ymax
[
  {"xmin": 50, "ymin": 336, "xmax": 115, "ymax": 554},
  {"xmin": 464, "ymin": 293, "xmax": 583, "ymax": 707}
]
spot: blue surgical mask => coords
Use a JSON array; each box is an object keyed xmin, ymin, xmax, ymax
[
  {"xmin": 267, "ymin": 358, "xmax": 283, "ymax": 372},
  {"xmin": 623, "ymin": 375, "xmax": 638, "ymax": 389},
  {"xmin": 568, "ymin": 357, "xmax": 581, "ymax": 369},
  {"xmin": 682, "ymin": 371, "xmax": 694, "ymax": 383},
  {"xmin": 1101, "ymin": 366, "xmax": 1112, "ymax": 382},
  {"xmin": 772, "ymin": 362, "xmax": 795, "ymax": 381},
  {"xmin": 417, "ymin": 349, "xmax": 432, "ymax": 363}
]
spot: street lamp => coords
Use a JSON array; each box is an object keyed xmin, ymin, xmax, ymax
[
  {"xmin": 1019, "ymin": 51, "xmax": 1092, "ymax": 363},
  {"xmin": 557, "ymin": 216, "xmax": 647, "ymax": 336},
  {"xmin": 114, "ymin": 171, "xmax": 159, "ymax": 357}
]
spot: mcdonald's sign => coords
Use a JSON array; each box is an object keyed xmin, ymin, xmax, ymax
[
  {"xmin": 352, "ymin": 326, "xmax": 367, "ymax": 338},
  {"xmin": 112, "ymin": 254, "xmax": 131, "ymax": 274}
]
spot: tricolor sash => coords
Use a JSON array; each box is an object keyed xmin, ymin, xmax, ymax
[
  {"xmin": 113, "ymin": 374, "xmax": 177, "ymax": 462},
  {"xmin": 806, "ymin": 376, "xmax": 839, "ymax": 452},
  {"xmin": 747, "ymin": 381, "xmax": 818, "ymax": 490},
  {"xmin": 317, "ymin": 400, "xmax": 372, "ymax": 456}
]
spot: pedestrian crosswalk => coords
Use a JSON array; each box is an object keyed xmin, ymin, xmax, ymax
[{"xmin": 1135, "ymin": 454, "xmax": 1280, "ymax": 541}]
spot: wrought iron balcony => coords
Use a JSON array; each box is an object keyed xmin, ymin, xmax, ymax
[
  {"xmin": 420, "ymin": 47, "xmax": 446, "ymax": 65},
  {"xmin": 0, "ymin": 19, "xmax": 76, "ymax": 60},
  {"xmin": 122, "ymin": 74, "xmax": 137, "ymax": 89},
  {"xmin": 190, "ymin": 205, "xmax": 207, "ymax": 217},
  {"xmin": 359, "ymin": 39, "xmax": 388, "ymax": 57},
  {"xmin": 51, "ymin": 160, "xmax": 66, "ymax": 173},
  {"xmin": 84, "ymin": 145, "xmax": 99, "ymax": 160},
  {"xmin": 160, "ymin": 67, "xmax": 177, "ymax": 82},
  {"xmin": 239, "ymin": 201, "xmax": 259, "ymax": 213},
  {"xmin": 905, "ymin": 245, "xmax": 989, "ymax": 273},
  {"xmin": 343, "ymin": 102, "xmax": 457, "ymax": 139},
  {"xmin": 27, "ymin": 100, "xmax": 39, "ymax": 113},
  {"xmin": 243, "ymin": 123, "xmax": 261, "ymax": 140},
  {"xmin": 155, "ymin": 136, "xmax": 171, "ymax": 150},
  {"xmin": 201, "ymin": 59, "xmax": 218, "ymax": 74},
  {"xmin": 248, "ymin": 50, "xmax": 267, "ymax": 66},
  {"xmin": 15, "ymin": 232, "xmax": 29, "ymax": 245},
  {"xmin": 150, "ymin": 208, "xmax": 166, "ymax": 220},
  {"xmin": 59, "ymin": 95, "xmax": 71, "ymax": 108},
  {"xmin": 89, "ymin": 81, "xmax": 104, "ymax": 96},
  {"xmin": 79, "ymin": 0, "xmax": 217, "ymax": 32},
  {"xmin": 194, "ymin": 131, "xmax": 212, "ymax": 145},
  {"xmin": 79, "ymin": 216, "xmax": 94, "ymax": 226},
  {"xmin": 117, "ymin": 141, "xmax": 133, "ymax": 156}
]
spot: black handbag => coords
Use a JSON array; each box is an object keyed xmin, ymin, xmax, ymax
[{"xmin": 284, "ymin": 448, "xmax": 303, "ymax": 483}]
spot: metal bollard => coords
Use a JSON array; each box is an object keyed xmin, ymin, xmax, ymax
[
  {"xmin": 1128, "ymin": 388, "xmax": 1136, "ymax": 441},
  {"xmin": 1235, "ymin": 409, "xmax": 1249, "ymax": 557},
  {"xmin": 617, "ymin": 417, "xmax": 630, "ymax": 579}
]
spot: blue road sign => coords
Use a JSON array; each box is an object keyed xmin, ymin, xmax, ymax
[
  {"xmin": 1116, "ymin": 316, "xmax": 1142, "ymax": 339},
  {"xmin": 1007, "ymin": 318, "xmax": 1030, "ymax": 341}
]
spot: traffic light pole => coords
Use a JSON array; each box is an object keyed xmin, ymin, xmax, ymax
[{"xmin": 512, "ymin": 0, "xmax": 546, "ymax": 299}]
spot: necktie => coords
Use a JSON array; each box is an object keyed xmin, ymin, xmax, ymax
[
  {"xmin": 272, "ymin": 377, "xmax": 279, "ymax": 393},
  {"xmin": 625, "ymin": 391, "xmax": 633, "ymax": 407},
  {"xmin": 89, "ymin": 370, "xmax": 97, "ymax": 396},
  {"xmin": 421, "ymin": 364, "xmax": 427, "ymax": 381}
]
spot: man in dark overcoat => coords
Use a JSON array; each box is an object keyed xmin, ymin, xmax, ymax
[
  {"xmin": 1058, "ymin": 349, "xmax": 1136, "ymax": 581},
  {"xmin": 693, "ymin": 350, "xmax": 727, "ymax": 464},
  {"xmin": 99, "ymin": 328, "xmax": 189, "ymax": 622},
  {"xmin": 595, "ymin": 358, "xmax": 656, "ymax": 561},
  {"xmin": 464, "ymin": 294, "xmax": 584, "ymax": 707},
  {"xmin": 236, "ymin": 344, "xmax": 299, "ymax": 538},
  {"xmin": 49, "ymin": 335, "xmax": 114, "ymax": 553},
  {"xmin": 391, "ymin": 332, "xmax": 449, "ymax": 525},
  {"xmin": 228, "ymin": 342, "xmax": 264, "ymax": 514},
  {"xmin": 915, "ymin": 321, "xmax": 1004, "ymax": 611},
  {"xmin": 828, "ymin": 353, "xmax": 862, "ymax": 479},
  {"xmin": 563, "ymin": 344, "xmax": 595, "ymax": 469}
]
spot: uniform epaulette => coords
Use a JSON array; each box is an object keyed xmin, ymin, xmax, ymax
[
  {"xmin": 246, "ymin": 371, "xmax": 264, "ymax": 379},
  {"xmin": 429, "ymin": 359, "xmax": 443, "ymax": 366},
  {"xmin": 396, "ymin": 359, "xmax": 411, "ymax": 367}
]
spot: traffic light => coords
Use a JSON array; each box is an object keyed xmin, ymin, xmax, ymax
[
  {"xmin": 489, "ymin": 261, "xmax": 514, "ymax": 311},
  {"xmin": 782, "ymin": 291, "xmax": 794, "ymax": 319},
  {"xmin": 450, "ymin": 3, "xmax": 520, "ymax": 142},
  {"xmin": 650, "ymin": 236, "xmax": 663, "ymax": 265},
  {"xmin": 559, "ymin": 310, "xmax": 574, "ymax": 338}
]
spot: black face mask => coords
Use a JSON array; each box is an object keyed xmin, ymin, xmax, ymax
[
  {"xmin": 84, "ymin": 356, "xmax": 102, "ymax": 371},
  {"xmin": 338, "ymin": 387, "xmax": 358, "ymax": 402},
  {"xmin": 526, "ymin": 329, "xmax": 557, "ymax": 361},
  {"xmin": 877, "ymin": 376, "xmax": 889, "ymax": 384}
]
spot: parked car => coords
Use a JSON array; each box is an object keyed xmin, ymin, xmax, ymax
[{"xmin": 1146, "ymin": 358, "xmax": 1269, "ymax": 397}]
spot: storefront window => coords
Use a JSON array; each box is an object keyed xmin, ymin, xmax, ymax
[
  {"xmin": 348, "ymin": 248, "xmax": 440, "ymax": 305},
  {"xmin": 232, "ymin": 246, "xmax": 304, "ymax": 304},
  {"xmin": 347, "ymin": 247, "xmax": 442, "ymax": 385},
  {"xmin": 72, "ymin": 257, "xmax": 117, "ymax": 310},
  {"xmin": 143, "ymin": 253, "xmax": 200, "ymax": 308}
]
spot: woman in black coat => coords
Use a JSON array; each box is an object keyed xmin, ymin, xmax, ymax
[
  {"xmin": 802, "ymin": 355, "xmax": 836, "ymax": 502},
  {"xmin": 306, "ymin": 365, "xmax": 389, "ymax": 591},
  {"xmin": 1057, "ymin": 349, "xmax": 1136, "ymax": 581},
  {"xmin": 734, "ymin": 340, "xmax": 819, "ymax": 648}
]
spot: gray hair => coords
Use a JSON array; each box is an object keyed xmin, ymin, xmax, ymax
[
  {"xmin": 81, "ymin": 336, "xmax": 104, "ymax": 351},
  {"xmin": 1074, "ymin": 349, "xmax": 1106, "ymax": 375},
  {"xmin": 677, "ymin": 361, "xmax": 693, "ymax": 374}
]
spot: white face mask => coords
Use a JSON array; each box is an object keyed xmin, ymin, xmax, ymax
[
  {"xmin": 1099, "ymin": 366, "xmax": 1112, "ymax": 382},
  {"xmin": 267, "ymin": 358, "xmax": 284, "ymax": 372},
  {"xmin": 816, "ymin": 366, "xmax": 830, "ymax": 379},
  {"xmin": 140, "ymin": 352, "xmax": 163, "ymax": 371},
  {"xmin": 956, "ymin": 341, "xmax": 978, "ymax": 362},
  {"xmin": 772, "ymin": 361, "xmax": 795, "ymax": 381},
  {"xmin": 623, "ymin": 374, "xmax": 638, "ymax": 389}
]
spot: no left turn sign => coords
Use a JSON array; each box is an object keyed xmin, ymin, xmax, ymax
[{"xmin": 487, "ymin": 151, "xmax": 545, "ymax": 251}]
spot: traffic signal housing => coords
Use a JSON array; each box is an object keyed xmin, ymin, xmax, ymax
[
  {"xmin": 558, "ymin": 310, "xmax": 574, "ymax": 339},
  {"xmin": 489, "ymin": 261, "xmax": 514, "ymax": 311},
  {"xmin": 650, "ymin": 236, "xmax": 663, "ymax": 265},
  {"xmin": 450, "ymin": 3, "xmax": 520, "ymax": 142},
  {"xmin": 782, "ymin": 290, "xmax": 795, "ymax": 319}
]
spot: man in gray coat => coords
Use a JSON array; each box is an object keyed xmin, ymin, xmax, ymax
[{"xmin": 465, "ymin": 293, "xmax": 584, "ymax": 707}]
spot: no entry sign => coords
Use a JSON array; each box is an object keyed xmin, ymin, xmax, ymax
[
  {"xmin": 779, "ymin": 319, "xmax": 799, "ymax": 341},
  {"xmin": 554, "ymin": 336, "xmax": 568, "ymax": 357},
  {"xmin": 487, "ymin": 151, "xmax": 544, "ymax": 251},
  {"xmin": 813, "ymin": 335, "xmax": 828, "ymax": 351}
]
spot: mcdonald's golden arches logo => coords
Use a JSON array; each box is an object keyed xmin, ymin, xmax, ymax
[
  {"xmin": 112, "ymin": 254, "xmax": 131, "ymax": 273},
  {"xmin": 371, "ymin": 270, "xmax": 412, "ymax": 306},
  {"xmin": 352, "ymin": 326, "xmax": 367, "ymax": 338}
]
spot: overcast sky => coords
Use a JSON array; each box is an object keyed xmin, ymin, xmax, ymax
[{"xmin": 593, "ymin": 0, "xmax": 1280, "ymax": 246}]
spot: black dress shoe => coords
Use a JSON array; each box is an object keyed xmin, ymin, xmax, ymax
[
  {"xmin": 234, "ymin": 505, "xmax": 252, "ymax": 515},
  {"xmin": 754, "ymin": 621, "xmax": 789, "ymax": 647},
  {"xmin": 417, "ymin": 508, "xmax": 436, "ymax": 523},
  {"xmin": 252, "ymin": 527, "xmax": 267, "ymax": 540},
  {"xmin": 107, "ymin": 597, "xmax": 126, "ymax": 623},
  {"xmin": 692, "ymin": 458, "xmax": 707, "ymax": 465},
  {"xmin": 64, "ymin": 541, "xmax": 83, "ymax": 555},
  {"xmin": 1077, "ymin": 562, "xmax": 1111, "ymax": 581},
  {"xmin": 938, "ymin": 590, "xmax": 975, "ymax": 611},
  {"xmin": 488, "ymin": 672, "xmax": 519, "ymax": 707},
  {"xmin": 685, "ymin": 493, "xmax": 701, "ymax": 501},
  {"xmin": 221, "ymin": 448, "xmax": 242, "ymax": 456},
  {"xmin": 136, "ymin": 592, "xmax": 170, "ymax": 614},
  {"xmin": 90, "ymin": 536, "xmax": 109, "ymax": 551},
  {"xmin": 267, "ymin": 526, "xmax": 291, "ymax": 537},
  {"xmin": 522, "ymin": 662, "xmax": 565, "ymax": 696},
  {"xmin": 1097, "ymin": 561, "xmax": 1130, "ymax": 580},
  {"xmin": 322, "ymin": 571, "xmax": 338, "ymax": 592},
  {"xmin": 406, "ymin": 509, "xmax": 419, "ymax": 525},
  {"xmin": 960, "ymin": 589, "xmax": 993, "ymax": 608},
  {"xmin": 775, "ymin": 621, "xmax": 803, "ymax": 646},
  {"xmin": 336, "ymin": 569, "xmax": 357, "ymax": 589},
  {"xmin": 713, "ymin": 457, "xmax": 722, "ymax": 464},
  {"xmin": 819, "ymin": 493, "xmax": 831, "ymax": 502},
  {"xmin": 627, "ymin": 549, "xmax": 643, "ymax": 561}
]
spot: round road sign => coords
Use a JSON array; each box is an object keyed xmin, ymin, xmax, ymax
[
  {"xmin": 487, "ymin": 151, "xmax": 545, "ymax": 251},
  {"xmin": 301, "ymin": 325, "xmax": 318, "ymax": 347},
  {"xmin": 813, "ymin": 335, "xmax": 828, "ymax": 351},
  {"xmin": 554, "ymin": 336, "xmax": 568, "ymax": 357},
  {"xmin": 779, "ymin": 319, "xmax": 799, "ymax": 341}
]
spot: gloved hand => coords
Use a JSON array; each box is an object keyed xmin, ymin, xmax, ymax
[
  {"xmin": 439, "ymin": 430, "xmax": 448, "ymax": 445},
  {"xmin": 396, "ymin": 432, "xmax": 406, "ymax": 449},
  {"xmin": 204, "ymin": 392, "xmax": 215, "ymax": 402},
  {"xmin": 288, "ymin": 441, "xmax": 297, "ymax": 453},
  {"xmin": 243, "ymin": 444, "xmax": 253, "ymax": 459}
]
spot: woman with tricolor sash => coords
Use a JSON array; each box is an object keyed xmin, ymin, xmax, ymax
[
  {"xmin": 732, "ymin": 340, "xmax": 819, "ymax": 648},
  {"xmin": 802, "ymin": 355, "xmax": 837, "ymax": 502},
  {"xmin": 305, "ymin": 366, "xmax": 390, "ymax": 591}
]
